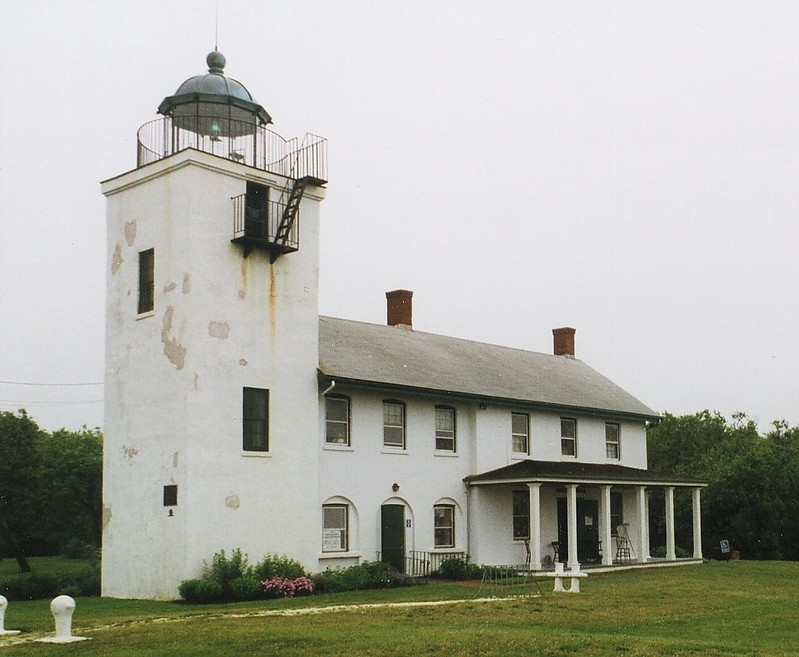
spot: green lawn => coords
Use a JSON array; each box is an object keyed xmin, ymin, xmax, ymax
[{"xmin": 1, "ymin": 561, "xmax": 797, "ymax": 656}]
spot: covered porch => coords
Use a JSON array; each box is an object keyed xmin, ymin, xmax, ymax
[{"xmin": 464, "ymin": 460, "xmax": 706, "ymax": 572}]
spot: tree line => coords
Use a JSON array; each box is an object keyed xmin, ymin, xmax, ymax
[
  {"xmin": 647, "ymin": 410, "xmax": 799, "ymax": 560},
  {"xmin": 2, "ymin": 408, "xmax": 798, "ymax": 572},
  {"xmin": 0, "ymin": 411, "xmax": 102, "ymax": 571}
]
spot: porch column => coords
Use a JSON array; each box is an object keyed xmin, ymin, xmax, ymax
[
  {"xmin": 636, "ymin": 486, "xmax": 650, "ymax": 563},
  {"xmin": 692, "ymin": 487, "xmax": 703, "ymax": 559},
  {"xmin": 599, "ymin": 485, "xmax": 613, "ymax": 566},
  {"xmin": 665, "ymin": 486, "xmax": 676, "ymax": 561},
  {"xmin": 567, "ymin": 484, "xmax": 579, "ymax": 568},
  {"xmin": 527, "ymin": 483, "xmax": 542, "ymax": 569}
]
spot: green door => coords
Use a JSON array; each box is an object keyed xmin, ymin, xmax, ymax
[
  {"xmin": 381, "ymin": 504, "xmax": 405, "ymax": 573},
  {"xmin": 557, "ymin": 498, "xmax": 601, "ymax": 563},
  {"xmin": 577, "ymin": 499, "xmax": 600, "ymax": 563}
]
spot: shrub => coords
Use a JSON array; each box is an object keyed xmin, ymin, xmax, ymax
[
  {"xmin": 253, "ymin": 554, "xmax": 306, "ymax": 580},
  {"xmin": 311, "ymin": 561, "xmax": 415, "ymax": 594},
  {"xmin": 0, "ymin": 572, "xmax": 61, "ymax": 601},
  {"xmin": 437, "ymin": 556, "xmax": 482, "ymax": 580},
  {"xmin": 261, "ymin": 576, "xmax": 314, "ymax": 599},
  {"xmin": 229, "ymin": 576, "xmax": 264, "ymax": 601},
  {"xmin": 0, "ymin": 560, "xmax": 100, "ymax": 601},
  {"xmin": 61, "ymin": 538, "xmax": 98, "ymax": 560},
  {"xmin": 178, "ymin": 578, "xmax": 225, "ymax": 604},
  {"xmin": 205, "ymin": 549, "xmax": 253, "ymax": 591},
  {"xmin": 650, "ymin": 545, "xmax": 693, "ymax": 559}
]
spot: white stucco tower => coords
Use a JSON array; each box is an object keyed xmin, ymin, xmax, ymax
[{"xmin": 101, "ymin": 51, "xmax": 327, "ymax": 599}]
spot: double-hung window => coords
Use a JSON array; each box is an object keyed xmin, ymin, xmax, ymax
[
  {"xmin": 242, "ymin": 387, "xmax": 269, "ymax": 452},
  {"xmin": 434, "ymin": 504, "xmax": 455, "ymax": 548},
  {"xmin": 610, "ymin": 492, "xmax": 623, "ymax": 536},
  {"xmin": 435, "ymin": 406, "xmax": 456, "ymax": 452},
  {"xmin": 605, "ymin": 422, "xmax": 621, "ymax": 460},
  {"xmin": 325, "ymin": 396, "xmax": 350, "ymax": 445},
  {"xmin": 561, "ymin": 418, "xmax": 576, "ymax": 457},
  {"xmin": 322, "ymin": 504, "xmax": 348, "ymax": 552},
  {"xmin": 383, "ymin": 400, "xmax": 405, "ymax": 448},
  {"xmin": 138, "ymin": 248, "xmax": 155, "ymax": 314},
  {"xmin": 511, "ymin": 412, "xmax": 529, "ymax": 454},
  {"xmin": 512, "ymin": 490, "xmax": 530, "ymax": 539}
]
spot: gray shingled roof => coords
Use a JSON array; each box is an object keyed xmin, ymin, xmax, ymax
[
  {"xmin": 464, "ymin": 460, "xmax": 705, "ymax": 487},
  {"xmin": 318, "ymin": 317, "xmax": 658, "ymax": 420}
]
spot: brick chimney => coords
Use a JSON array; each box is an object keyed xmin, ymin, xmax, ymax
[
  {"xmin": 386, "ymin": 289, "xmax": 413, "ymax": 328},
  {"xmin": 552, "ymin": 327, "xmax": 576, "ymax": 357}
]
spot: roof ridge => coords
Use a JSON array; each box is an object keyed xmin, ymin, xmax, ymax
[{"xmin": 318, "ymin": 315, "xmax": 567, "ymax": 362}]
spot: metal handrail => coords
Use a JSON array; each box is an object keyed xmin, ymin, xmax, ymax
[
  {"xmin": 136, "ymin": 117, "xmax": 327, "ymax": 183},
  {"xmin": 231, "ymin": 193, "xmax": 298, "ymax": 250}
]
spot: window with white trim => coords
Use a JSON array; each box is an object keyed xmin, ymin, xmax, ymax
[
  {"xmin": 383, "ymin": 400, "xmax": 405, "ymax": 448},
  {"xmin": 435, "ymin": 406, "xmax": 456, "ymax": 452},
  {"xmin": 610, "ymin": 492, "xmax": 623, "ymax": 536},
  {"xmin": 322, "ymin": 504, "xmax": 348, "ymax": 552},
  {"xmin": 512, "ymin": 490, "xmax": 530, "ymax": 539},
  {"xmin": 138, "ymin": 248, "xmax": 154, "ymax": 314},
  {"xmin": 561, "ymin": 417, "xmax": 576, "ymax": 456},
  {"xmin": 605, "ymin": 422, "xmax": 620, "ymax": 460},
  {"xmin": 512, "ymin": 412, "xmax": 529, "ymax": 454},
  {"xmin": 325, "ymin": 396, "xmax": 350, "ymax": 445},
  {"xmin": 434, "ymin": 504, "xmax": 455, "ymax": 548},
  {"xmin": 242, "ymin": 387, "xmax": 269, "ymax": 452}
]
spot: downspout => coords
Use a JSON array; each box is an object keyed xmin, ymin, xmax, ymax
[{"xmin": 320, "ymin": 380, "xmax": 336, "ymax": 396}]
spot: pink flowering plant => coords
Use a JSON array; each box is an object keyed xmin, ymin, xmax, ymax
[{"xmin": 261, "ymin": 576, "xmax": 315, "ymax": 599}]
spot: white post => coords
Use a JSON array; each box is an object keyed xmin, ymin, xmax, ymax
[
  {"xmin": 37, "ymin": 595, "xmax": 88, "ymax": 644},
  {"xmin": 665, "ymin": 486, "xmax": 676, "ymax": 561},
  {"xmin": 599, "ymin": 485, "xmax": 613, "ymax": 566},
  {"xmin": 692, "ymin": 487, "xmax": 703, "ymax": 559},
  {"xmin": 528, "ymin": 483, "xmax": 542, "ymax": 569},
  {"xmin": 637, "ymin": 486, "xmax": 649, "ymax": 563},
  {"xmin": 567, "ymin": 484, "xmax": 579, "ymax": 569},
  {"xmin": 0, "ymin": 595, "xmax": 20, "ymax": 635}
]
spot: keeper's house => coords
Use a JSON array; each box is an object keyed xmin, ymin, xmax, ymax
[{"xmin": 101, "ymin": 51, "xmax": 704, "ymax": 600}]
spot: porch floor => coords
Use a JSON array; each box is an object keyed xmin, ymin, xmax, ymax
[{"xmin": 526, "ymin": 557, "xmax": 704, "ymax": 575}]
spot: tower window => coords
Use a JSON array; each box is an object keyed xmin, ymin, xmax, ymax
[
  {"xmin": 243, "ymin": 387, "xmax": 269, "ymax": 452},
  {"xmin": 138, "ymin": 248, "xmax": 155, "ymax": 314},
  {"xmin": 163, "ymin": 485, "xmax": 178, "ymax": 507}
]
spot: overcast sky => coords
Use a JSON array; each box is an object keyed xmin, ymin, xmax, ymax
[{"xmin": 1, "ymin": 1, "xmax": 797, "ymax": 432}]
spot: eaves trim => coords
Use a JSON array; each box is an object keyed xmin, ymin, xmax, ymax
[{"xmin": 317, "ymin": 371, "xmax": 660, "ymax": 423}]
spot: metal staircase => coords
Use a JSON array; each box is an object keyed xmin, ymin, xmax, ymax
[{"xmin": 270, "ymin": 177, "xmax": 310, "ymax": 263}]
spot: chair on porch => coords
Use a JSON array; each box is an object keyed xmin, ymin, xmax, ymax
[
  {"xmin": 523, "ymin": 539, "xmax": 531, "ymax": 570},
  {"xmin": 551, "ymin": 541, "xmax": 560, "ymax": 564},
  {"xmin": 615, "ymin": 535, "xmax": 632, "ymax": 562}
]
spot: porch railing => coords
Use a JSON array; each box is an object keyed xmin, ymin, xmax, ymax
[{"xmin": 375, "ymin": 551, "xmax": 467, "ymax": 577}]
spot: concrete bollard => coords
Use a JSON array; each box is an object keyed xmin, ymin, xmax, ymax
[
  {"xmin": 547, "ymin": 562, "xmax": 567, "ymax": 592},
  {"xmin": 546, "ymin": 562, "xmax": 587, "ymax": 593},
  {"xmin": 0, "ymin": 595, "xmax": 21, "ymax": 635},
  {"xmin": 568, "ymin": 563, "xmax": 588, "ymax": 593},
  {"xmin": 36, "ymin": 595, "xmax": 89, "ymax": 644}
]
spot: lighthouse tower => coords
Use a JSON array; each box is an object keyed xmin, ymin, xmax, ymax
[{"xmin": 101, "ymin": 51, "xmax": 327, "ymax": 599}]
